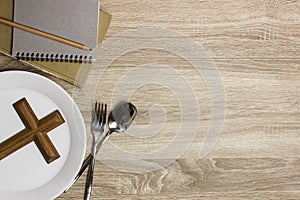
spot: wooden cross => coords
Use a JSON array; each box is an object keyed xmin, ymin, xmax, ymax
[{"xmin": 0, "ymin": 98, "xmax": 65, "ymax": 164}]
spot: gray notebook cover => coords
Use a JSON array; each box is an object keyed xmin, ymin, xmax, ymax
[{"xmin": 12, "ymin": 0, "xmax": 99, "ymax": 62}]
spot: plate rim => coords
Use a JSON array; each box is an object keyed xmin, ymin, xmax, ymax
[{"xmin": 0, "ymin": 70, "xmax": 86, "ymax": 199}]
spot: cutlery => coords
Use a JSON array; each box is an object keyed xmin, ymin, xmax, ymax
[
  {"xmin": 84, "ymin": 102, "xmax": 137, "ymax": 169},
  {"xmin": 64, "ymin": 102, "xmax": 137, "ymax": 193}
]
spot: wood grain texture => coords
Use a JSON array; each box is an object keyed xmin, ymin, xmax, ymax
[
  {"xmin": 0, "ymin": 0, "xmax": 299, "ymax": 199},
  {"xmin": 0, "ymin": 98, "xmax": 64, "ymax": 164}
]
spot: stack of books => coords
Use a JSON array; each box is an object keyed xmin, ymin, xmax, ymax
[{"xmin": 0, "ymin": 0, "xmax": 111, "ymax": 86}]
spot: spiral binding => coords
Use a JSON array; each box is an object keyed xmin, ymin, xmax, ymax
[{"xmin": 15, "ymin": 52, "xmax": 93, "ymax": 63}]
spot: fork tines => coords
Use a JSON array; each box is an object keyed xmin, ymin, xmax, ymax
[{"xmin": 95, "ymin": 102, "xmax": 107, "ymax": 125}]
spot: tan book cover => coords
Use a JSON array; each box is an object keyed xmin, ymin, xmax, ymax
[{"xmin": 0, "ymin": 0, "xmax": 111, "ymax": 86}]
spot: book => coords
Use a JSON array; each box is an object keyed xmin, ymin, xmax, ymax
[
  {"xmin": 0, "ymin": 0, "xmax": 111, "ymax": 86},
  {"xmin": 12, "ymin": 0, "xmax": 99, "ymax": 63}
]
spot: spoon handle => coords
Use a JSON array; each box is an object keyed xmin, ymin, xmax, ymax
[
  {"xmin": 64, "ymin": 131, "xmax": 112, "ymax": 193},
  {"xmin": 95, "ymin": 130, "xmax": 111, "ymax": 154},
  {"xmin": 64, "ymin": 154, "xmax": 92, "ymax": 192}
]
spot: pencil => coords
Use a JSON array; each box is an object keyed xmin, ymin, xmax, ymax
[{"xmin": 0, "ymin": 18, "xmax": 91, "ymax": 51}]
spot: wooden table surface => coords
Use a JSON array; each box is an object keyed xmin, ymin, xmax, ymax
[{"xmin": 0, "ymin": 0, "xmax": 299, "ymax": 199}]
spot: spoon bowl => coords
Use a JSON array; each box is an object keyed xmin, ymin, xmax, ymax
[{"xmin": 107, "ymin": 102, "xmax": 137, "ymax": 134}]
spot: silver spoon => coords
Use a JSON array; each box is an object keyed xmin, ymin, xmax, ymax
[
  {"xmin": 64, "ymin": 102, "xmax": 137, "ymax": 192},
  {"xmin": 96, "ymin": 101, "xmax": 137, "ymax": 151}
]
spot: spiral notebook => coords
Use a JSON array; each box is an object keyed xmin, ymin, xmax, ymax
[{"xmin": 12, "ymin": 0, "xmax": 99, "ymax": 62}]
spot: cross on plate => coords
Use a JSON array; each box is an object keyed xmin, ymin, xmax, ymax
[{"xmin": 0, "ymin": 98, "xmax": 65, "ymax": 164}]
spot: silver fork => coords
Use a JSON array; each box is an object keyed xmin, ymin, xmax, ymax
[{"xmin": 84, "ymin": 102, "xmax": 107, "ymax": 200}]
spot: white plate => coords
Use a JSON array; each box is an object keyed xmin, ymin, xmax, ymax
[{"xmin": 0, "ymin": 71, "xmax": 86, "ymax": 200}]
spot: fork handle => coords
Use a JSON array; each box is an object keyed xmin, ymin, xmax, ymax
[
  {"xmin": 84, "ymin": 154, "xmax": 95, "ymax": 200},
  {"xmin": 64, "ymin": 132, "xmax": 112, "ymax": 193},
  {"xmin": 79, "ymin": 132, "xmax": 111, "ymax": 173},
  {"xmin": 83, "ymin": 133, "xmax": 111, "ymax": 199},
  {"xmin": 64, "ymin": 154, "xmax": 92, "ymax": 192}
]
